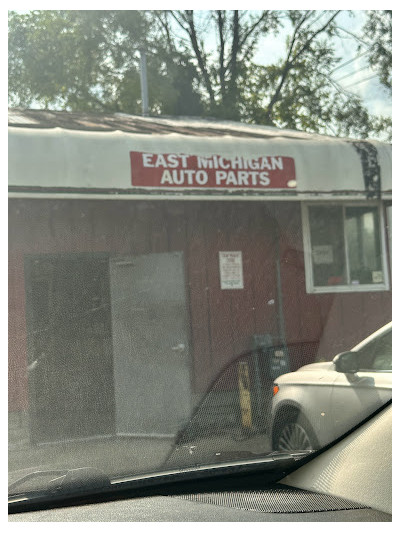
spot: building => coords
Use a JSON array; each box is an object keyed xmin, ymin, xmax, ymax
[{"xmin": 8, "ymin": 109, "xmax": 392, "ymax": 444}]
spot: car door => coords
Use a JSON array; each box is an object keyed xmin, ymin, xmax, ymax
[{"xmin": 331, "ymin": 330, "xmax": 392, "ymax": 438}]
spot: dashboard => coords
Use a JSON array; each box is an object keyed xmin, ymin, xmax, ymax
[{"xmin": 9, "ymin": 405, "xmax": 391, "ymax": 522}]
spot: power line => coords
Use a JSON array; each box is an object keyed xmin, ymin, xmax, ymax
[
  {"xmin": 335, "ymin": 25, "xmax": 369, "ymax": 47},
  {"xmin": 342, "ymin": 73, "xmax": 378, "ymax": 89},
  {"xmin": 303, "ymin": 10, "xmax": 329, "ymax": 33},
  {"xmin": 333, "ymin": 63, "xmax": 371, "ymax": 83},
  {"xmin": 329, "ymin": 49, "xmax": 370, "ymax": 74}
]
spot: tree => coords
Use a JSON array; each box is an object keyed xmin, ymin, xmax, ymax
[
  {"xmin": 163, "ymin": 10, "xmax": 390, "ymax": 139},
  {"xmin": 8, "ymin": 10, "xmax": 204, "ymax": 115},
  {"xmin": 163, "ymin": 10, "xmax": 282, "ymax": 119},
  {"xmin": 8, "ymin": 10, "xmax": 391, "ymax": 140},
  {"xmin": 239, "ymin": 11, "xmax": 384, "ymax": 139},
  {"xmin": 361, "ymin": 10, "xmax": 392, "ymax": 92}
]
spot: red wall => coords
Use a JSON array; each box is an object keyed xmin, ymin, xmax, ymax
[{"xmin": 8, "ymin": 198, "xmax": 392, "ymax": 411}]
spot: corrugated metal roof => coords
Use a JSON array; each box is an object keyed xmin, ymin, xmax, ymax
[{"xmin": 8, "ymin": 108, "xmax": 326, "ymax": 141}]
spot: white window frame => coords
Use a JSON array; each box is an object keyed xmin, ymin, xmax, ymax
[{"xmin": 302, "ymin": 201, "xmax": 390, "ymax": 294}]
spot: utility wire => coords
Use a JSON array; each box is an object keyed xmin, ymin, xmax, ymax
[
  {"xmin": 303, "ymin": 10, "xmax": 330, "ymax": 33},
  {"xmin": 342, "ymin": 73, "xmax": 378, "ymax": 89},
  {"xmin": 336, "ymin": 25, "xmax": 369, "ymax": 47},
  {"xmin": 329, "ymin": 49, "xmax": 370, "ymax": 74},
  {"xmin": 333, "ymin": 63, "xmax": 371, "ymax": 83}
]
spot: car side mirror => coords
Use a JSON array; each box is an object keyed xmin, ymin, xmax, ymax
[{"xmin": 333, "ymin": 351, "xmax": 359, "ymax": 373}]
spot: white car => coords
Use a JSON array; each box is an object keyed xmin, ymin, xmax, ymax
[{"xmin": 271, "ymin": 322, "xmax": 392, "ymax": 452}]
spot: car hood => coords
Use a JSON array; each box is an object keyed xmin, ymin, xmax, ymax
[
  {"xmin": 275, "ymin": 361, "xmax": 335, "ymax": 385},
  {"xmin": 296, "ymin": 361, "xmax": 335, "ymax": 372}
]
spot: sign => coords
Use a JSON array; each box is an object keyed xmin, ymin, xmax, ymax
[
  {"xmin": 130, "ymin": 152, "xmax": 296, "ymax": 190},
  {"xmin": 312, "ymin": 245, "xmax": 334, "ymax": 265},
  {"xmin": 219, "ymin": 251, "xmax": 244, "ymax": 290},
  {"xmin": 372, "ymin": 270, "xmax": 384, "ymax": 283}
]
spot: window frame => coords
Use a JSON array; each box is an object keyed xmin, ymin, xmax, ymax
[{"xmin": 302, "ymin": 200, "xmax": 390, "ymax": 294}]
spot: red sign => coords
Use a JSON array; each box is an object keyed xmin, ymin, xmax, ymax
[{"xmin": 130, "ymin": 152, "xmax": 296, "ymax": 190}]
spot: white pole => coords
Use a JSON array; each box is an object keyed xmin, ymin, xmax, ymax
[{"xmin": 139, "ymin": 49, "xmax": 149, "ymax": 117}]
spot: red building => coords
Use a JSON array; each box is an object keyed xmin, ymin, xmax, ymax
[{"xmin": 8, "ymin": 109, "xmax": 392, "ymax": 444}]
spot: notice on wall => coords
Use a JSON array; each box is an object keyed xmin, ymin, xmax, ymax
[
  {"xmin": 372, "ymin": 270, "xmax": 384, "ymax": 283},
  {"xmin": 219, "ymin": 251, "xmax": 244, "ymax": 290},
  {"xmin": 130, "ymin": 152, "xmax": 296, "ymax": 191},
  {"xmin": 312, "ymin": 245, "xmax": 334, "ymax": 265}
]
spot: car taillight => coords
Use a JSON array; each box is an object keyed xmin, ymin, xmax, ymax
[{"xmin": 273, "ymin": 384, "xmax": 279, "ymax": 396}]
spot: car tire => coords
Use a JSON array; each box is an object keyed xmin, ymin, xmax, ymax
[{"xmin": 272, "ymin": 411, "xmax": 319, "ymax": 452}]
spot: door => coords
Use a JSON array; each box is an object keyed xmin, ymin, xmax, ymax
[
  {"xmin": 110, "ymin": 252, "xmax": 192, "ymax": 437},
  {"xmin": 25, "ymin": 255, "xmax": 115, "ymax": 444}
]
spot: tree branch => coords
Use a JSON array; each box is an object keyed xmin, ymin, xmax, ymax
[
  {"xmin": 217, "ymin": 10, "xmax": 226, "ymax": 97},
  {"xmin": 228, "ymin": 10, "xmax": 240, "ymax": 95},
  {"xmin": 154, "ymin": 11, "xmax": 175, "ymax": 54},
  {"xmin": 291, "ymin": 11, "xmax": 341, "ymax": 62},
  {"xmin": 265, "ymin": 10, "xmax": 340, "ymax": 123},
  {"xmin": 170, "ymin": 10, "xmax": 215, "ymax": 107}
]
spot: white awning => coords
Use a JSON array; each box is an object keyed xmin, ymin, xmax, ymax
[{"xmin": 8, "ymin": 126, "xmax": 392, "ymax": 201}]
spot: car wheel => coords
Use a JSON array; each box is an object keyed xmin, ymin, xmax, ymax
[{"xmin": 273, "ymin": 414, "xmax": 318, "ymax": 452}]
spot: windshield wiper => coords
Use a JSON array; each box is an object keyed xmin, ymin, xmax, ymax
[
  {"xmin": 9, "ymin": 452, "xmax": 311, "ymax": 513},
  {"xmin": 112, "ymin": 450, "xmax": 313, "ymax": 489},
  {"xmin": 9, "ymin": 467, "xmax": 111, "ymax": 499}
]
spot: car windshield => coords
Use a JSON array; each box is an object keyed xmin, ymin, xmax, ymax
[{"xmin": 8, "ymin": 9, "xmax": 392, "ymax": 504}]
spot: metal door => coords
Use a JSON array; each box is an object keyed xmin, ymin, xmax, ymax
[{"xmin": 110, "ymin": 252, "xmax": 192, "ymax": 437}]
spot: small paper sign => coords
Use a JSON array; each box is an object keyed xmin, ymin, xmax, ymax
[
  {"xmin": 219, "ymin": 251, "xmax": 244, "ymax": 290},
  {"xmin": 312, "ymin": 245, "xmax": 334, "ymax": 265},
  {"xmin": 372, "ymin": 270, "xmax": 384, "ymax": 283}
]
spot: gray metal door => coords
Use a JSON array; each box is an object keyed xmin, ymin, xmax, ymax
[{"xmin": 110, "ymin": 252, "xmax": 192, "ymax": 437}]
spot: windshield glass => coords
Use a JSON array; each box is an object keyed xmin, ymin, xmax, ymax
[{"xmin": 8, "ymin": 9, "xmax": 392, "ymax": 502}]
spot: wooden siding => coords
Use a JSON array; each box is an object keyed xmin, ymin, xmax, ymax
[{"xmin": 8, "ymin": 198, "xmax": 391, "ymax": 412}]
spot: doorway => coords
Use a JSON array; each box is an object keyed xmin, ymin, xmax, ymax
[{"xmin": 25, "ymin": 254, "xmax": 115, "ymax": 444}]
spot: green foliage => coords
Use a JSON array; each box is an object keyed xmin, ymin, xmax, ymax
[
  {"xmin": 8, "ymin": 10, "xmax": 391, "ymax": 141},
  {"xmin": 361, "ymin": 10, "xmax": 392, "ymax": 92},
  {"xmin": 8, "ymin": 10, "xmax": 204, "ymax": 115}
]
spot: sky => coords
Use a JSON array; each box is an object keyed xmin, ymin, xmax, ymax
[
  {"xmin": 197, "ymin": 9, "xmax": 391, "ymax": 120},
  {"xmin": 8, "ymin": 4, "xmax": 392, "ymax": 122},
  {"xmin": 257, "ymin": 11, "xmax": 391, "ymax": 118}
]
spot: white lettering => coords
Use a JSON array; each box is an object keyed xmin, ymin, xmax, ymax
[
  {"xmin": 160, "ymin": 170, "xmax": 174, "ymax": 184},
  {"xmin": 249, "ymin": 171, "xmax": 258, "ymax": 185},
  {"xmin": 155, "ymin": 154, "xmax": 168, "ymax": 168},
  {"xmin": 225, "ymin": 171, "xmax": 237, "ymax": 185},
  {"xmin": 196, "ymin": 170, "xmax": 208, "ymax": 185},
  {"xmin": 259, "ymin": 172, "xmax": 270, "ymax": 186},
  {"xmin": 172, "ymin": 170, "xmax": 184, "ymax": 184},
  {"xmin": 231, "ymin": 157, "xmax": 243, "ymax": 170},
  {"xmin": 271, "ymin": 157, "xmax": 283, "ymax": 170},
  {"xmin": 167, "ymin": 154, "xmax": 179, "ymax": 168},
  {"xmin": 260, "ymin": 157, "xmax": 272, "ymax": 170},
  {"xmin": 142, "ymin": 153, "xmax": 154, "ymax": 167},
  {"xmin": 237, "ymin": 171, "xmax": 249, "ymax": 186},
  {"xmin": 197, "ymin": 156, "xmax": 213, "ymax": 169},
  {"xmin": 186, "ymin": 170, "xmax": 195, "ymax": 185},
  {"xmin": 216, "ymin": 170, "xmax": 227, "ymax": 185},
  {"xmin": 248, "ymin": 159, "xmax": 260, "ymax": 170},
  {"xmin": 218, "ymin": 157, "xmax": 230, "ymax": 169}
]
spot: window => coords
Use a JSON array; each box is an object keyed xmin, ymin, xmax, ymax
[{"xmin": 302, "ymin": 203, "xmax": 389, "ymax": 293}]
